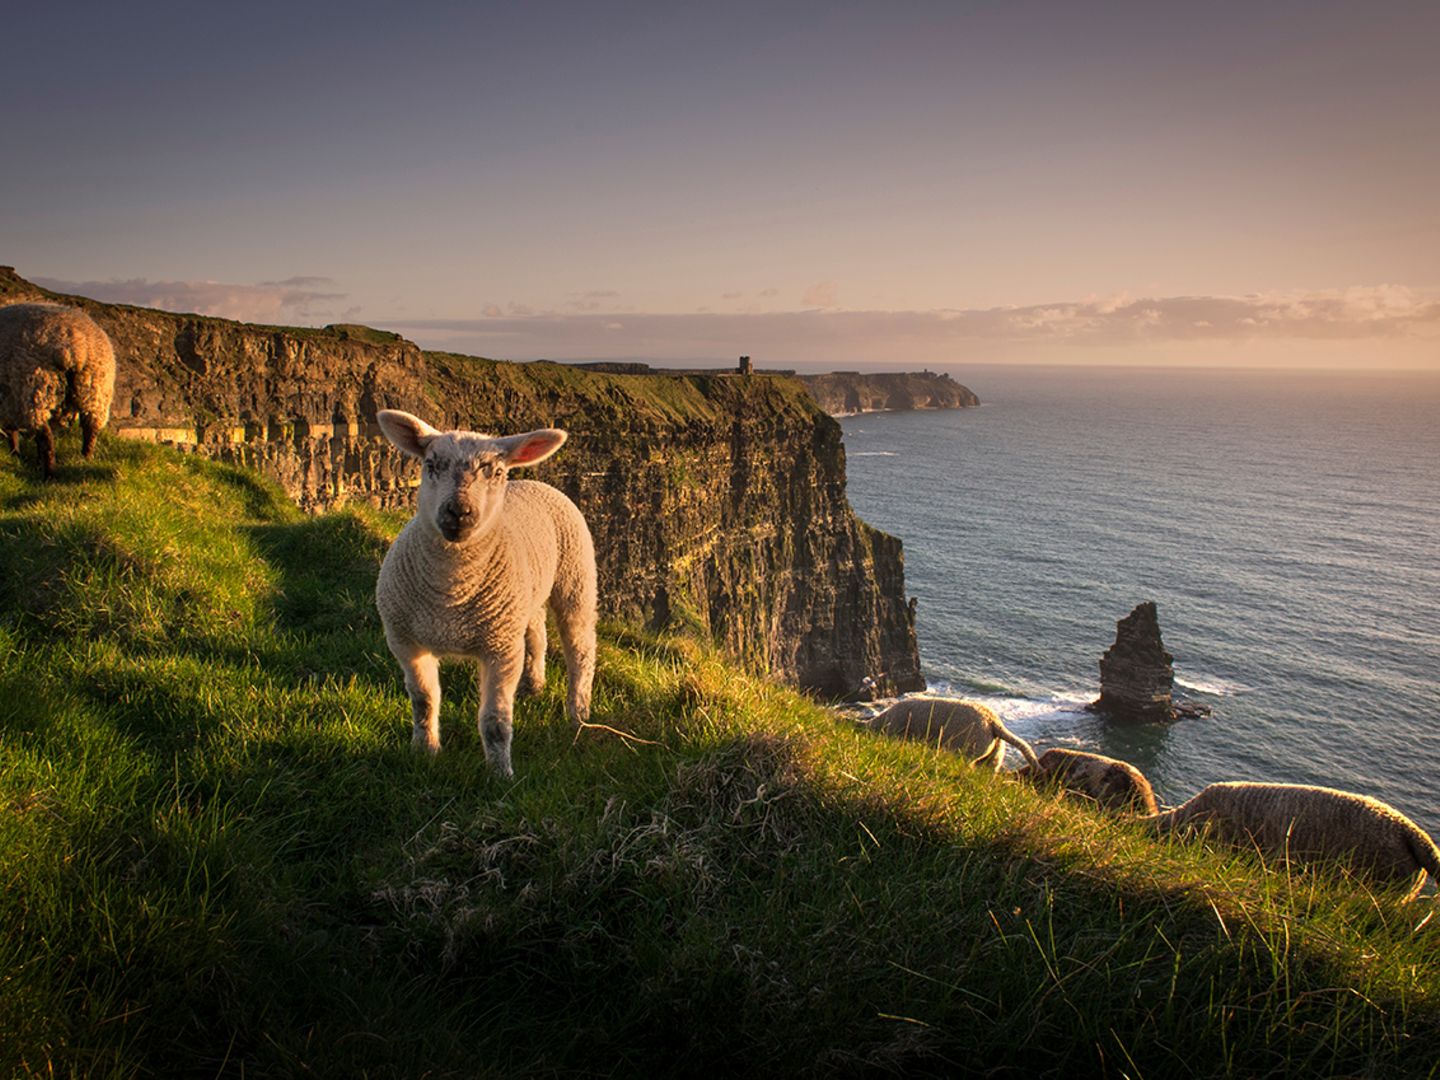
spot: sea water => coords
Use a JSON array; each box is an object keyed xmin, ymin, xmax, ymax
[{"xmin": 839, "ymin": 365, "xmax": 1440, "ymax": 835}]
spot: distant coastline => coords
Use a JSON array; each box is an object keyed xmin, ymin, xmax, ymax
[
  {"xmin": 570, "ymin": 359, "xmax": 980, "ymax": 417},
  {"xmin": 797, "ymin": 370, "xmax": 979, "ymax": 416}
]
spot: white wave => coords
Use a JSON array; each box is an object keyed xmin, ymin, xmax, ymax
[
  {"xmin": 1175, "ymin": 674, "xmax": 1248, "ymax": 696},
  {"xmin": 851, "ymin": 451, "xmax": 898, "ymax": 457}
]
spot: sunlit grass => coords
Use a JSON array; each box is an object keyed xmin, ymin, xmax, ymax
[{"xmin": 1, "ymin": 433, "xmax": 1437, "ymax": 1076}]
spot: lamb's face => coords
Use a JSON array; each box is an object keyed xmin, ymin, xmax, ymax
[
  {"xmin": 416, "ymin": 434, "xmax": 510, "ymax": 544},
  {"xmin": 375, "ymin": 411, "xmax": 570, "ymax": 546}
]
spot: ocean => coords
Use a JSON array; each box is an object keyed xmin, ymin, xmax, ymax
[{"xmin": 838, "ymin": 364, "xmax": 1440, "ymax": 835}]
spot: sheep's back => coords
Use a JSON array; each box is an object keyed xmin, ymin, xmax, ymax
[
  {"xmin": 1171, "ymin": 782, "xmax": 1436, "ymax": 882},
  {"xmin": 1035, "ymin": 748, "xmax": 1159, "ymax": 814},
  {"xmin": 869, "ymin": 698, "xmax": 1001, "ymax": 758},
  {"xmin": 0, "ymin": 304, "xmax": 116, "ymax": 428},
  {"xmin": 505, "ymin": 479, "xmax": 596, "ymax": 610}
]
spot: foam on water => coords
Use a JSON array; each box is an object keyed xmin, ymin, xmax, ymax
[{"xmin": 1174, "ymin": 675, "xmax": 1249, "ymax": 697}]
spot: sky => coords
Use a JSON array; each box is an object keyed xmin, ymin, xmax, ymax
[{"xmin": 3, "ymin": 0, "xmax": 1438, "ymax": 369}]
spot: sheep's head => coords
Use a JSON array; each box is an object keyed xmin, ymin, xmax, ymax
[{"xmin": 377, "ymin": 410, "xmax": 568, "ymax": 544}]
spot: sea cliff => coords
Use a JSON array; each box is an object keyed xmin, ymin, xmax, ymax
[
  {"xmin": 0, "ymin": 268, "xmax": 922, "ymax": 696},
  {"xmin": 798, "ymin": 370, "xmax": 979, "ymax": 415}
]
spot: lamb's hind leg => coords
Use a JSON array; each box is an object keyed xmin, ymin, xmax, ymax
[
  {"xmin": 478, "ymin": 644, "xmax": 525, "ymax": 778},
  {"xmin": 554, "ymin": 603, "xmax": 596, "ymax": 725},
  {"xmin": 518, "ymin": 609, "xmax": 547, "ymax": 698}
]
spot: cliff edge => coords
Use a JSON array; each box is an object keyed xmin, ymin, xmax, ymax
[
  {"xmin": 798, "ymin": 370, "xmax": 979, "ymax": 415},
  {"xmin": 0, "ymin": 267, "xmax": 923, "ymax": 697}
]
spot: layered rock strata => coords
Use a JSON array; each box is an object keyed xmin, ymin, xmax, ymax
[
  {"xmin": 1094, "ymin": 601, "xmax": 1209, "ymax": 721},
  {"xmin": 0, "ymin": 268, "xmax": 923, "ymax": 697},
  {"xmin": 1096, "ymin": 601, "xmax": 1175, "ymax": 720}
]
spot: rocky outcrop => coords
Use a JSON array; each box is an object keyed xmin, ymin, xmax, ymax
[
  {"xmin": 798, "ymin": 370, "xmax": 979, "ymax": 416},
  {"xmin": 1095, "ymin": 602, "xmax": 1175, "ymax": 721},
  {"xmin": 1093, "ymin": 601, "xmax": 1209, "ymax": 722},
  {"xmin": 0, "ymin": 268, "xmax": 923, "ymax": 698}
]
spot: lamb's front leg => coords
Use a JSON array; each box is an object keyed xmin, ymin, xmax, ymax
[
  {"xmin": 477, "ymin": 643, "xmax": 525, "ymax": 778},
  {"xmin": 391, "ymin": 645, "xmax": 442, "ymax": 754}
]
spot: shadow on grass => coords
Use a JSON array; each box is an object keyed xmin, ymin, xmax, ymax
[
  {"xmin": 1, "ymin": 456, "xmax": 120, "ymax": 510},
  {"xmin": 209, "ymin": 461, "xmax": 299, "ymax": 521},
  {"xmin": 6, "ymin": 616, "xmax": 1438, "ymax": 1078}
]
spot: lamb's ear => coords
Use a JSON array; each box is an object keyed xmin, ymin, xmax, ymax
[
  {"xmin": 377, "ymin": 410, "xmax": 441, "ymax": 458},
  {"xmin": 498, "ymin": 428, "xmax": 567, "ymax": 468}
]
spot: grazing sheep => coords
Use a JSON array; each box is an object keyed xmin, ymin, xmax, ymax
[
  {"xmin": 1016, "ymin": 747, "xmax": 1160, "ymax": 815},
  {"xmin": 1147, "ymin": 781, "xmax": 1440, "ymax": 900},
  {"xmin": 863, "ymin": 697, "xmax": 1040, "ymax": 771},
  {"xmin": 0, "ymin": 303, "xmax": 116, "ymax": 477},
  {"xmin": 375, "ymin": 410, "xmax": 597, "ymax": 778}
]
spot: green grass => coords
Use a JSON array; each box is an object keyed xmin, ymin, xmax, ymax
[{"xmin": 1, "ymin": 434, "xmax": 1438, "ymax": 1078}]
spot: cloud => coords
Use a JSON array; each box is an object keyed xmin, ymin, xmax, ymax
[
  {"xmin": 382, "ymin": 284, "xmax": 1440, "ymax": 367},
  {"xmin": 758, "ymin": 287, "xmax": 780, "ymax": 298},
  {"xmin": 34, "ymin": 275, "xmax": 348, "ymax": 324},
  {"xmin": 721, "ymin": 291, "xmax": 743, "ymax": 300},
  {"xmin": 954, "ymin": 286, "xmax": 1440, "ymax": 343},
  {"xmin": 565, "ymin": 289, "xmax": 623, "ymax": 312},
  {"xmin": 801, "ymin": 280, "xmax": 839, "ymax": 308}
]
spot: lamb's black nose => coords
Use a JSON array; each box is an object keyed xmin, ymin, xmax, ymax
[{"xmin": 438, "ymin": 499, "xmax": 476, "ymax": 540}]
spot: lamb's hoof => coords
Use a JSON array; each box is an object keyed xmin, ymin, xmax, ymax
[
  {"xmin": 516, "ymin": 675, "xmax": 545, "ymax": 699},
  {"xmin": 412, "ymin": 732, "xmax": 441, "ymax": 755}
]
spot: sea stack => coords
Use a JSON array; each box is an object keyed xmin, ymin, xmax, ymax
[{"xmin": 1096, "ymin": 602, "xmax": 1175, "ymax": 721}]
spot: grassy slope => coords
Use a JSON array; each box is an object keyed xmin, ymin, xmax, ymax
[{"xmin": 1, "ymin": 436, "xmax": 1437, "ymax": 1079}]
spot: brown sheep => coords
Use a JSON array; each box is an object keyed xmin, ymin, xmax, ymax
[
  {"xmin": 863, "ymin": 697, "xmax": 1040, "ymax": 771},
  {"xmin": 1016, "ymin": 747, "xmax": 1160, "ymax": 815},
  {"xmin": 0, "ymin": 303, "xmax": 116, "ymax": 477},
  {"xmin": 1147, "ymin": 781, "xmax": 1440, "ymax": 901}
]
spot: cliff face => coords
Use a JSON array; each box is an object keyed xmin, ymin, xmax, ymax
[
  {"xmin": 0, "ymin": 268, "xmax": 923, "ymax": 697},
  {"xmin": 799, "ymin": 371, "xmax": 979, "ymax": 415}
]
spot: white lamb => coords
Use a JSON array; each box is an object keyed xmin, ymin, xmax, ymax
[
  {"xmin": 375, "ymin": 410, "xmax": 597, "ymax": 777},
  {"xmin": 0, "ymin": 303, "xmax": 116, "ymax": 477}
]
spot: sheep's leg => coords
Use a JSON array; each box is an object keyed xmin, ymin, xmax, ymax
[
  {"xmin": 518, "ymin": 610, "xmax": 547, "ymax": 698},
  {"xmin": 81, "ymin": 413, "xmax": 101, "ymax": 458},
  {"xmin": 555, "ymin": 604, "xmax": 596, "ymax": 725},
  {"xmin": 35, "ymin": 424, "xmax": 56, "ymax": 479},
  {"xmin": 478, "ymin": 645, "xmax": 524, "ymax": 779},
  {"xmin": 4, "ymin": 429, "xmax": 17, "ymax": 456},
  {"xmin": 390, "ymin": 644, "xmax": 442, "ymax": 754},
  {"xmin": 973, "ymin": 740, "xmax": 1005, "ymax": 772}
]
